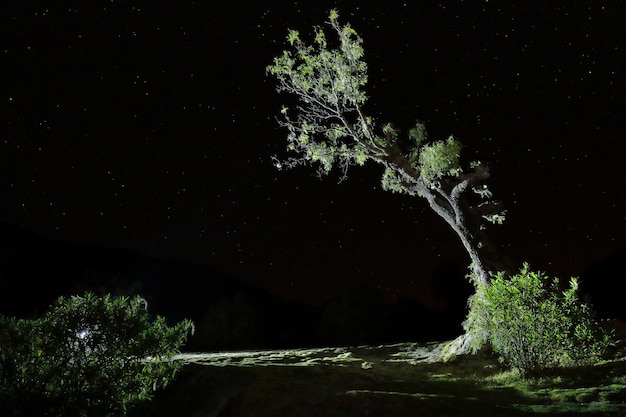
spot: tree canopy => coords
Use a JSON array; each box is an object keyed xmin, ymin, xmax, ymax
[{"xmin": 267, "ymin": 10, "xmax": 507, "ymax": 287}]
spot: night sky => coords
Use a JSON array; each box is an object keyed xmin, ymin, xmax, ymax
[{"xmin": 1, "ymin": 1, "xmax": 625, "ymax": 309}]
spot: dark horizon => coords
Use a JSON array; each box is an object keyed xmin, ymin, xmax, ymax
[{"xmin": 0, "ymin": 220, "xmax": 478, "ymax": 349}]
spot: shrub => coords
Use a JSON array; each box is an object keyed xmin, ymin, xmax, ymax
[
  {"xmin": 464, "ymin": 263, "xmax": 611, "ymax": 376},
  {"xmin": 0, "ymin": 293, "xmax": 194, "ymax": 417}
]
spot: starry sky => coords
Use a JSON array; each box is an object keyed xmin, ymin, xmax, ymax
[{"xmin": 1, "ymin": 1, "xmax": 625, "ymax": 308}]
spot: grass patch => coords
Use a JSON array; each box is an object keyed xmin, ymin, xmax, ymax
[
  {"xmin": 132, "ymin": 342, "xmax": 626, "ymax": 416},
  {"xmin": 484, "ymin": 368, "xmax": 524, "ymax": 384}
]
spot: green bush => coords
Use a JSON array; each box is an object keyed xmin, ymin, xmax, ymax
[
  {"xmin": 0, "ymin": 293, "xmax": 194, "ymax": 417},
  {"xmin": 464, "ymin": 263, "xmax": 611, "ymax": 376}
]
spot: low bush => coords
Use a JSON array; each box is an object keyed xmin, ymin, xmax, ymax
[
  {"xmin": 465, "ymin": 263, "xmax": 611, "ymax": 376},
  {"xmin": 0, "ymin": 293, "xmax": 194, "ymax": 417}
]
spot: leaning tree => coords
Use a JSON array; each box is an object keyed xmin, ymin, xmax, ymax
[{"xmin": 266, "ymin": 10, "xmax": 509, "ymax": 354}]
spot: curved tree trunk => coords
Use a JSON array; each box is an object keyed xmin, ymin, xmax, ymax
[
  {"xmin": 428, "ymin": 199, "xmax": 503, "ymax": 358},
  {"xmin": 378, "ymin": 151, "xmax": 510, "ymax": 285},
  {"xmin": 425, "ymin": 189, "xmax": 510, "ymax": 288},
  {"xmin": 418, "ymin": 170, "xmax": 513, "ymax": 358},
  {"xmin": 376, "ymin": 153, "xmax": 512, "ymax": 357}
]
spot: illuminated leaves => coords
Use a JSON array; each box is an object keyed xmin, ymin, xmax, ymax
[
  {"xmin": 287, "ymin": 30, "xmax": 300, "ymax": 46},
  {"xmin": 381, "ymin": 167, "xmax": 405, "ymax": 194},
  {"xmin": 266, "ymin": 10, "xmax": 373, "ymax": 178},
  {"xmin": 267, "ymin": 10, "xmax": 504, "ymax": 227},
  {"xmin": 418, "ymin": 136, "xmax": 462, "ymax": 186},
  {"xmin": 0, "ymin": 293, "xmax": 194, "ymax": 416},
  {"xmin": 465, "ymin": 264, "xmax": 611, "ymax": 375},
  {"xmin": 267, "ymin": 10, "xmax": 507, "ymax": 290},
  {"xmin": 408, "ymin": 121, "xmax": 428, "ymax": 147}
]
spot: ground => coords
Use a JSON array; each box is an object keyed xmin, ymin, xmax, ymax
[{"xmin": 129, "ymin": 341, "xmax": 626, "ymax": 416}]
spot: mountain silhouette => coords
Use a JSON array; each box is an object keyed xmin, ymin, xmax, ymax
[
  {"xmin": 1, "ymin": 221, "xmax": 473, "ymax": 349},
  {"xmin": 0, "ymin": 221, "xmax": 320, "ymax": 350}
]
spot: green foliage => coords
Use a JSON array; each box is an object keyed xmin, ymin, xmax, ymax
[
  {"xmin": 268, "ymin": 9, "xmax": 505, "ymax": 213},
  {"xmin": 266, "ymin": 10, "xmax": 375, "ymax": 177},
  {"xmin": 267, "ymin": 9, "xmax": 473, "ymax": 197},
  {"xmin": 268, "ymin": 10, "xmax": 506, "ymax": 295},
  {"xmin": 381, "ymin": 167, "xmax": 406, "ymax": 193},
  {"xmin": 408, "ymin": 120, "xmax": 428, "ymax": 147},
  {"xmin": 418, "ymin": 136, "xmax": 462, "ymax": 185},
  {"xmin": 0, "ymin": 293, "xmax": 194, "ymax": 417},
  {"xmin": 407, "ymin": 121, "xmax": 427, "ymax": 166},
  {"xmin": 464, "ymin": 264, "xmax": 611, "ymax": 376},
  {"xmin": 266, "ymin": 12, "xmax": 372, "ymax": 172}
]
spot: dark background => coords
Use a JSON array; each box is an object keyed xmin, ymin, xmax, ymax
[{"xmin": 1, "ymin": 1, "xmax": 625, "ymax": 349}]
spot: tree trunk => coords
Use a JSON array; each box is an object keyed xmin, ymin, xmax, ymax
[
  {"xmin": 422, "ymin": 183, "xmax": 512, "ymax": 358},
  {"xmin": 422, "ymin": 187, "xmax": 509, "ymax": 287},
  {"xmin": 378, "ymin": 153, "xmax": 511, "ymax": 357},
  {"xmin": 441, "ymin": 332, "xmax": 475, "ymax": 361}
]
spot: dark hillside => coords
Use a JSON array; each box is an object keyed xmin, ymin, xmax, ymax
[{"xmin": 0, "ymin": 222, "xmax": 320, "ymax": 350}]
